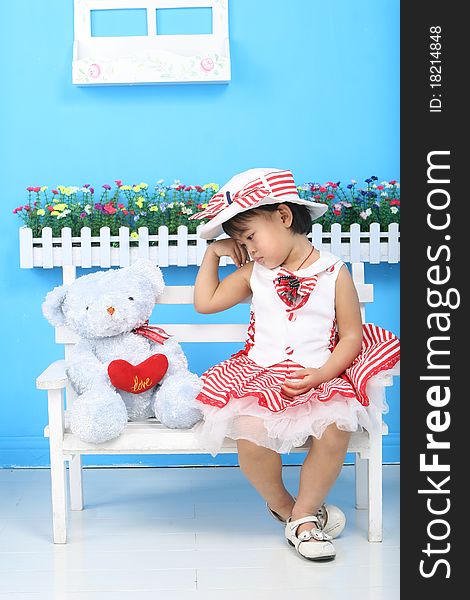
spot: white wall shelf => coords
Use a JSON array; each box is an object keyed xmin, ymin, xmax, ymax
[{"xmin": 73, "ymin": 0, "xmax": 231, "ymax": 85}]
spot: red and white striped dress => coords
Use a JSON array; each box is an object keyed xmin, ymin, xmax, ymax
[{"xmin": 192, "ymin": 251, "xmax": 400, "ymax": 456}]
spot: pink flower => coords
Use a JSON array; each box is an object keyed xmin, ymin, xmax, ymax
[
  {"xmin": 102, "ymin": 184, "xmax": 111, "ymax": 190},
  {"xmin": 103, "ymin": 202, "xmax": 117, "ymax": 215},
  {"xmin": 24, "ymin": 205, "xmax": 31, "ymax": 211},
  {"xmin": 314, "ymin": 194, "xmax": 321, "ymax": 199},
  {"xmin": 88, "ymin": 63, "xmax": 101, "ymax": 79},
  {"xmin": 115, "ymin": 180, "xmax": 122, "ymax": 187},
  {"xmin": 200, "ymin": 58, "xmax": 214, "ymax": 72},
  {"xmin": 326, "ymin": 194, "xmax": 335, "ymax": 200},
  {"xmin": 26, "ymin": 187, "xmax": 34, "ymax": 192},
  {"xmin": 32, "ymin": 187, "xmax": 41, "ymax": 193}
]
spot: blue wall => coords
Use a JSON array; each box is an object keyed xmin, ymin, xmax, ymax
[{"xmin": 0, "ymin": 0, "xmax": 399, "ymax": 467}]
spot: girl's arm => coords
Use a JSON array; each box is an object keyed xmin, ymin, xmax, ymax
[
  {"xmin": 194, "ymin": 239, "xmax": 253, "ymax": 314},
  {"xmin": 282, "ymin": 265, "xmax": 363, "ymax": 396}
]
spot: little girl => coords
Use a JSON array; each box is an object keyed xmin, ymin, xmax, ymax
[{"xmin": 189, "ymin": 168, "xmax": 400, "ymax": 561}]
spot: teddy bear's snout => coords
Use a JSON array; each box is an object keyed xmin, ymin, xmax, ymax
[{"xmin": 107, "ymin": 306, "xmax": 115, "ymax": 315}]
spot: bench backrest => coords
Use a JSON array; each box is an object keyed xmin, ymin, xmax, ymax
[{"xmin": 55, "ymin": 263, "xmax": 372, "ymax": 348}]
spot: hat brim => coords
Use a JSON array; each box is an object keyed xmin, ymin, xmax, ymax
[{"xmin": 197, "ymin": 194, "xmax": 328, "ymax": 239}]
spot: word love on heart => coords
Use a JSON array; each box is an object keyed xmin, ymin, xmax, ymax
[{"xmin": 107, "ymin": 354, "xmax": 169, "ymax": 394}]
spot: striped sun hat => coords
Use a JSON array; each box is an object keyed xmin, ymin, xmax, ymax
[{"xmin": 189, "ymin": 168, "xmax": 328, "ymax": 239}]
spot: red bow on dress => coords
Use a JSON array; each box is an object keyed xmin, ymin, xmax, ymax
[
  {"xmin": 274, "ymin": 268, "xmax": 318, "ymax": 317},
  {"xmin": 132, "ymin": 321, "xmax": 171, "ymax": 344}
]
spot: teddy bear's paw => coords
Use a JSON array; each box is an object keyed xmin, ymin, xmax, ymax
[
  {"xmin": 69, "ymin": 389, "xmax": 128, "ymax": 444},
  {"xmin": 154, "ymin": 373, "xmax": 203, "ymax": 429}
]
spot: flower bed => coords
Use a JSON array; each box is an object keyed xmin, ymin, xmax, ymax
[{"xmin": 13, "ymin": 177, "xmax": 400, "ymax": 238}]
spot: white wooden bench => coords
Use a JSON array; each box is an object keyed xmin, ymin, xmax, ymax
[{"xmin": 36, "ymin": 263, "xmax": 399, "ymax": 544}]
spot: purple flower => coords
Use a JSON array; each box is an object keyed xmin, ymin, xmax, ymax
[
  {"xmin": 102, "ymin": 184, "xmax": 111, "ymax": 190},
  {"xmin": 80, "ymin": 212, "xmax": 87, "ymax": 218},
  {"xmin": 90, "ymin": 187, "xmax": 94, "ymax": 194},
  {"xmin": 371, "ymin": 176, "xmax": 378, "ymax": 181},
  {"xmin": 347, "ymin": 184, "xmax": 353, "ymax": 189},
  {"xmin": 83, "ymin": 184, "xmax": 91, "ymax": 189},
  {"xmin": 94, "ymin": 203, "xmax": 104, "ymax": 211},
  {"xmin": 365, "ymin": 178, "xmax": 372, "ymax": 184}
]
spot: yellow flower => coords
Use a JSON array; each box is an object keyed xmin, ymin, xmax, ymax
[
  {"xmin": 133, "ymin": 185, "xmax": 142, "ymax": 192},
  {"xmin": 120, "ymin": 185, "xmax": 132, "ymax": 191},
  {"xmin": 203, "ymin": 183, "xmax": 219, "ymax": 191},
  {"xmin": 64, "ymin": 187, "xmax": 74, "ymax": 196},
  {"xmin": 40, "ymin": 186, "xmax": 48, "ymax": 192},
  {"xmin": 139, "ymin": 182, "xmax": 149, "ymax": 189},
  {"xmin": 159, "ymin": 191, "xmax": 165, "ymax": 197},
  {"xmin": 51, "ymin": 211, "xmax": 60, "ymax": 216},
  {"xmin": 149, "ymin": 205, "xmax": 159, "ymax": 212},
  {"xmin": 54, "ymin": 203, "xmax": 68, "ymax": 211},
  {"xmin": 130, "ymin": 232, "xmax": 139, "ymax": 239},
  {"xmin": 136, "ymin": 196, "xmax": 144, "ymax": 209},
  {"xmin": 37, "ymin": 209, "xmax": 45, "ymax": 216}
]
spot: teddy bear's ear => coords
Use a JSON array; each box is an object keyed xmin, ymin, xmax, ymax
[
  {"xmin": 42, "ymin": 284, "xmax": 69, "ymax": 327},
  {"xmin": 131, "ymin": 260, "xmax": 165, "ymax": 299}
]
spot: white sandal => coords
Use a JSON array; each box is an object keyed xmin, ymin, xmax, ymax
[
  {"xmin": 267, "ymin": 500, "xmax": 346, "ymax": 539},
  {"xmin": 285, "ymin": 515, "xmax": 336, "ymax": 561}
]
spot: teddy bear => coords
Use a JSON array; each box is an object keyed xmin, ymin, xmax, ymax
[{"xmin": 42, "ymin": 260, "xmax": 203, "ymax": 444}]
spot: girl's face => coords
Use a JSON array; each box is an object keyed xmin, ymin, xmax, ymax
[{"xmin": 231, "ymin": 208, "xmax": 297, "ymax": 270}]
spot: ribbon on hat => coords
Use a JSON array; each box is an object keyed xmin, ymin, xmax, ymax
[
  {"xmin": 132, "ymin": 321, "xmax": 172, "ymax": 344},
  {"xmin": 274, "ymin": 268, "xmax": 318, "ymax": 315},
  {"xmin": 189, "ymin": 170, "xmax": 298, "ymax": 221}
]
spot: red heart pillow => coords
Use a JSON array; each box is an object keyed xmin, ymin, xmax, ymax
[{"xmin": 107, "ymin": 354, "xmax": 169, "ymax": 394}]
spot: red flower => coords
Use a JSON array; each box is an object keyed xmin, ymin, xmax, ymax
[
  {"xmin": 12, "ymin": 206, "xmax": 23, "ymax": 213},
  {"xmin": 47, "ymin": 206, "xmax": 55, "ymax": 212},
  {"xmin": 195, "ymin": 186, "xmax": 204, "ymax": 192},
  {"xmin": 314, "ymin": 195, "xmax": 321, "ymax": 200},
  {"xmin": 377, "ymin": 185, "xmax": 384, "ymax": 190},
  {"xmin": 24, "ymin": 205, "xmax": 31, "ymax": 211},
  {"xmin": 103, "ymin": 202, "xmax": 117, "ymax": 215},
  {"xmin": 177, "ymin": 185, "xmax": 185, "ymax": 191},
  {"xmin": 390, "ymin": 199, "xmax": 400, "ymax": 206},
  {"xmin": 319, "ymin": 186, "xmax": 327, "ymax": 193},
  {"xmin": 52, "ymin": 190, "xmax": 59, "ymax": 195},
  {"xmin": 326, "ymin": 194, "xmax": 335, "ymax": 200},
  {"xmin": 26, "ymin": 187, "xmax": 34, "ymax": 192},
  {"xmin": 333, "ymin": 209, "xmax": 341, "ymax": 216},
  {"xmin": 118, "ymin": 203, "xmax": 125, "ymax": 209},
  {"xmin": 130, "ymin": 210, "xmax": 135, "ymax": 215},
  {"xmin": 389, "ymin": 180, "xmax": 397, "ymax": 185},
  {"xmin": 32, "ymin": 187, "xmax": 41, "ymax": 193},
  {"xmin": 122, "ymin": 209, "xmax": 129, "ymax": 216},
  {"xmin": 185, "ymin": 186, "xmax": 192, "ymax": 191}
]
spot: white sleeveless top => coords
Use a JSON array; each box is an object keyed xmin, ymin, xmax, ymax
[{"xmin": 247, "ymin": 250, "xmax": 344, "ymax": 368}]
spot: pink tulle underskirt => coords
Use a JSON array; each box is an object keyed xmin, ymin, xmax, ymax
[{"xmin": 192, "ymin": 374, "xmax": 391, "ymax": 457}]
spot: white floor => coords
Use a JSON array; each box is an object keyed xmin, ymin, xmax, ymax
[{"xmin": 0, "ymin": 464, "xmax": 399, "ymax": 599}]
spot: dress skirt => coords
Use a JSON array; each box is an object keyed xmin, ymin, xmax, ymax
[{"xmin": 192, "ymin": 323, "xmax": 400, "ymax": 457}]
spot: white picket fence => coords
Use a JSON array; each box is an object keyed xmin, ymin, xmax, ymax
[{"xmin": 19, "ymin": 223, "xmax": 400, "ymax": 268}]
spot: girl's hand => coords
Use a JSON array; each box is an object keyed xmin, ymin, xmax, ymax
[
  {"xmin": 209, "ymin": 239, "xmax": 250, "ymax": 268},
  {"xmin": 281, "ymin": 368, "xmax": 324, "ymax": 398}
]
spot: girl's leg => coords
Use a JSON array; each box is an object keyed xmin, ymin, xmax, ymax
[
  {"xmin": 236, "ymin": 438, "xmax": 295, "ymax": 520},
  {"xmin": 291, "ymin": 424, "xmax": 351, "ymax": 536}
]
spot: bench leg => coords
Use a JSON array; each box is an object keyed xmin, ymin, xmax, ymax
[
  {"xmin": 368, "ymin": 430, "xmax": 383, "ymax": 542},
  {"xmin": 355, "ymin": 453, "xmax": 369, "ymax": 509},
  {"xmin": 48, "ymin": 388, "xmax": 68, "ymax": 544},
  {"xmin": 70, "ymin": 455, "xmax": 84, "ymax": 511}
]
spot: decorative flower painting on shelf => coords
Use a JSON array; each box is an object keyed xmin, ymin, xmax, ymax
[{"xmin": 73, "ymin": 0, "xmax": 231, "ymax": 85}]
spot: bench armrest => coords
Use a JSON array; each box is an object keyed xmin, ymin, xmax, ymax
[{"xmin": 36, "ymin": 360, "xmax": 67, "ymax": 391}]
